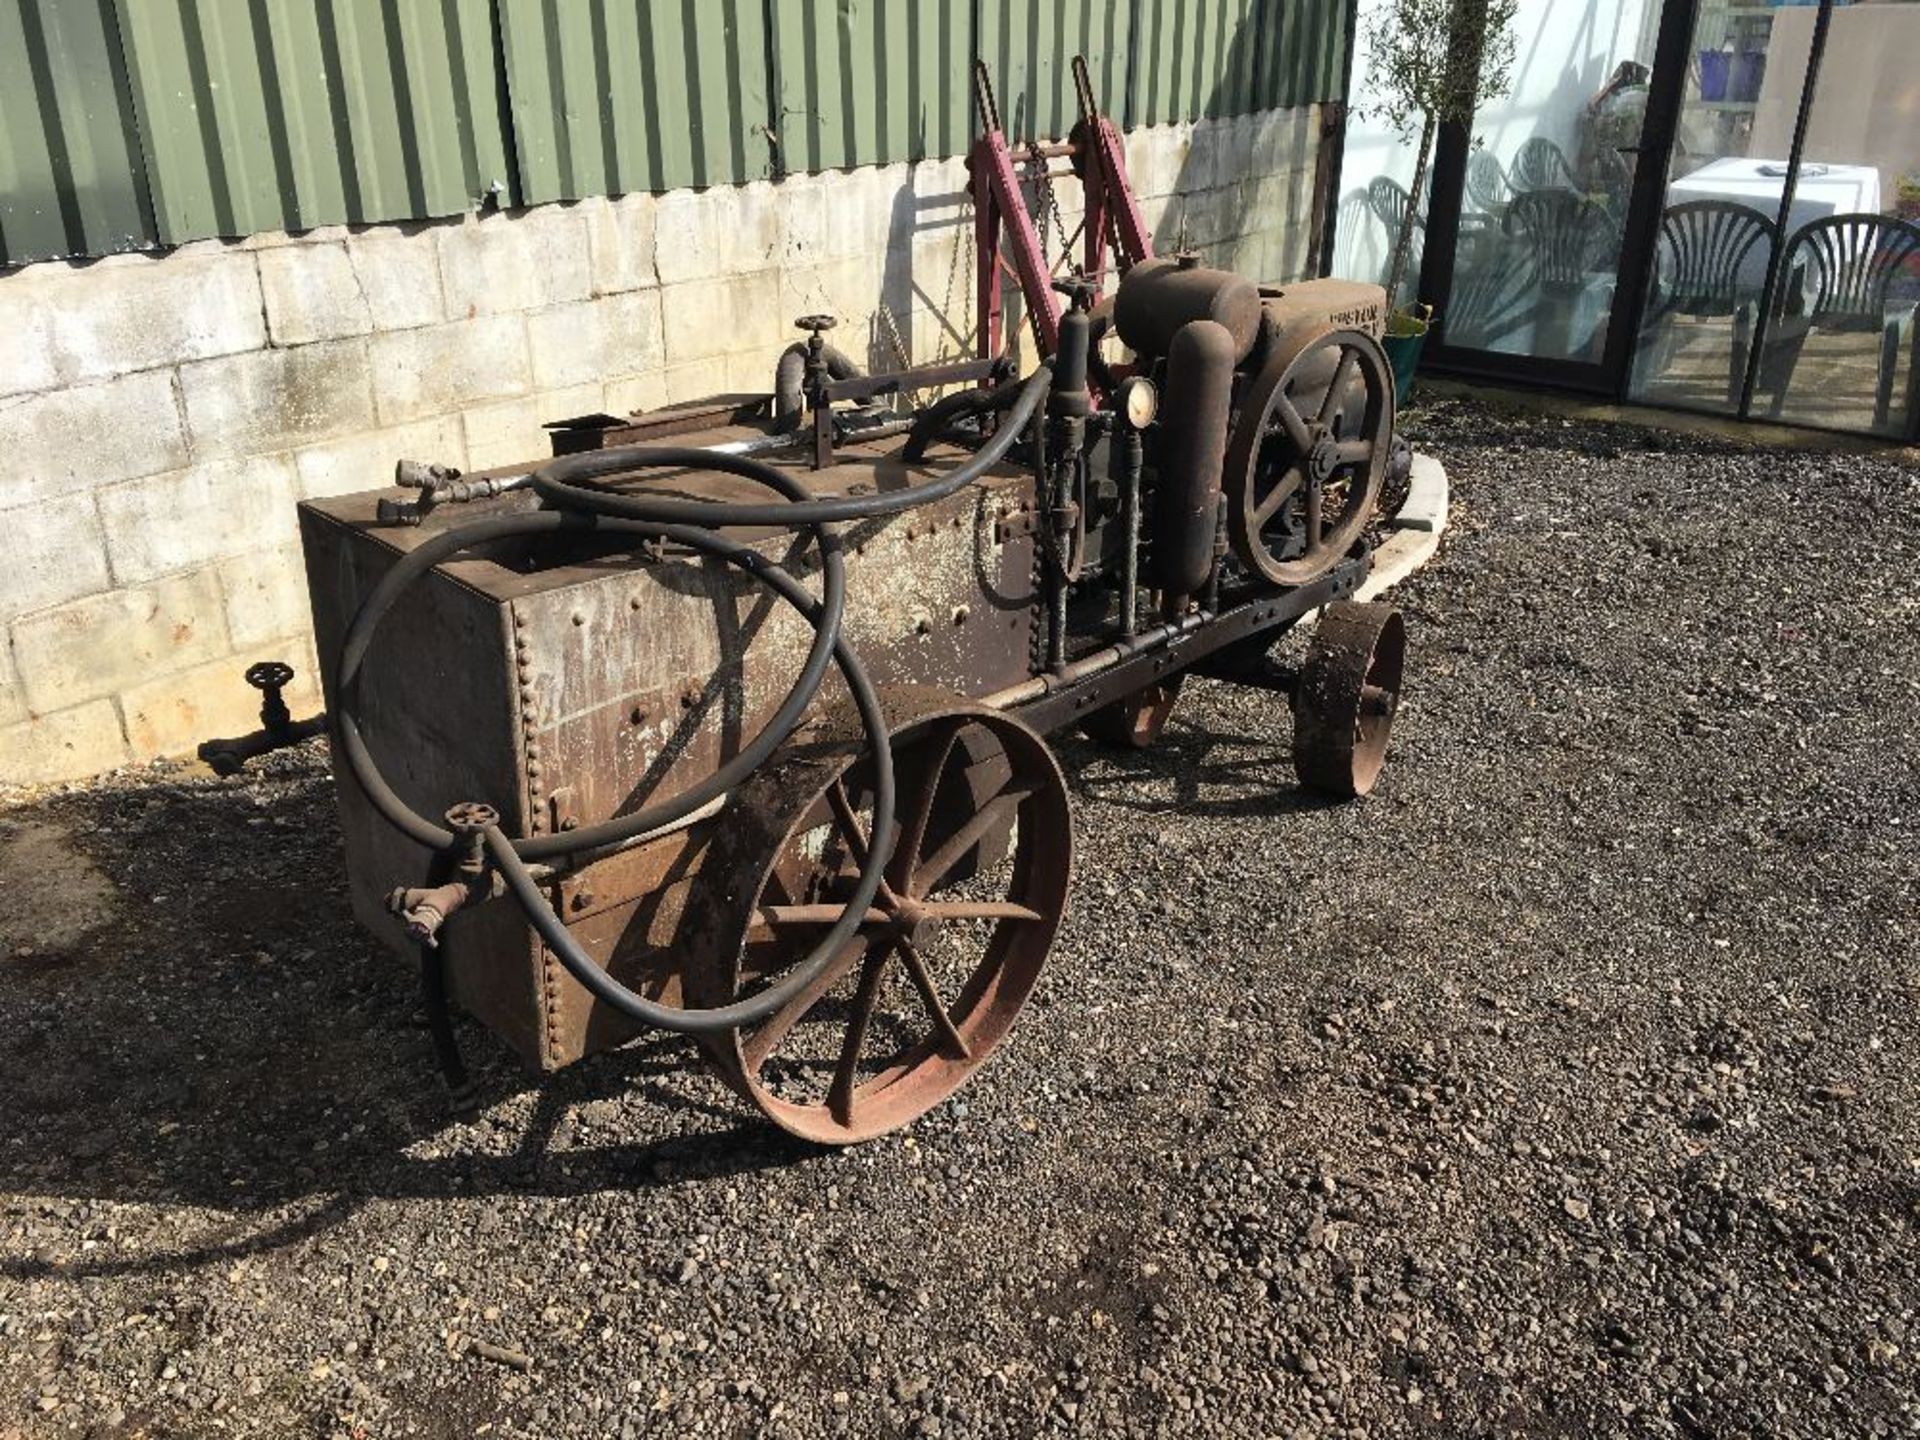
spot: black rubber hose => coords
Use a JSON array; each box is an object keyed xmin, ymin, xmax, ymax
[
  {"xmin": 772, "ymin": 341, "xmax": 864, "ymax": 433},
  {"xmin": 479, "ymin": 536, "xmax": 896, "ymax": 1036},
  {"xmin": 340, "ymin": 510, "xmax": 895, "ymax": 1035},
  {"xmin": 901, "ymin": 380, "xmax": 1028, "ymax": 463},
  {"xmin": 528, "ymin": 363, "xmax": 1052, "ymax": 528},
  {"xmin": 335, "ymin": 510, "xmax": 846, "ymax": 860}
]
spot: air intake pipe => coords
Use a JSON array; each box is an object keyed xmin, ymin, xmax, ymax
[{"xmin": 1151, "ymin": 318, "xmax": 1236, "ymax": 607}]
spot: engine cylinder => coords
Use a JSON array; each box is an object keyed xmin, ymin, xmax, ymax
[
  {"xmin": 1113, "ymin": 256, "xmax": 1261, "ymax": 362},
  {"xmin": 1152, "ymin": 318, "xmax": 1236, "ymax": 600}
]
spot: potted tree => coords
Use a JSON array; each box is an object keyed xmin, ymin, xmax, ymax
[{"xmin": 1364, "ymin": 0, "xmax": 1519, "ymax": 401}]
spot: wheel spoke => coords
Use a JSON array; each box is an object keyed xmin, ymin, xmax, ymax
[
  {"xmin": 895, "ymin": 936, "xmax": 972, "ymax": 1060},
  {"xmin": 1272, "ymin": 392, "xmax": 1313, "ymax": 454},
  {"xmin": 1334, "ymin": 439, "xmax": 1372, "ymax": 465},
  {"xmin": 913, "ymin": 784, "xmax": 1036, "ymax": 896},
  {"xmin": 827, "ymin": 778, "xmax": 904, "ymax": 907},
  {"xmin": 1253, "ymin": 471, "xmax": 1302, "ymax": 528},
  {"xmin": 1305, "ymin": 482, "xmax": 1324, "ymax": 549},
  {"xmin": 1317, "ymin": 347, "xmax": 1357, "ymax": 427},
  {"xmin": 740, "ymin": 935, "xmax": 870, "ymax": 1075},
  {"xmin": 919, "ymin": 900, "xmax": 1045, "ymax": 923},
  {"xmin": 892, "ymin": 724, "xmax": 960, "ymax": 892},
  {"xmin": 826, "ymin": 778, "xmax": 872, "ymax": 863},
  {"xmin": 755, "ymin": 903, "xmax": 890, "ymax": 930},
  {"xmin": 828, "ymin": 942, "xmax": 894, "ymax": 1125}
]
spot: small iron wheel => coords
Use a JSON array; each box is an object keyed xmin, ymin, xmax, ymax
[
  {"xmin": 1227, "ymin": 326, "xmax": 1392, "ymax": 587},
  {"xmin": 1082, "ymin": 674, "xmax": 1184, "ymax": 749},
  {"xmin": 1293, "ymin": 602, "xmax": 1405, "ymax": 798},
  {"xmin": 692, "ymin": 696, "xmax": 1070, "ymax": 1144}
]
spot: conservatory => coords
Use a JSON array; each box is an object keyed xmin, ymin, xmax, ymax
[{"xmin": 1335, "ymin": 0, "xmax": 1920, "ymax": 439}]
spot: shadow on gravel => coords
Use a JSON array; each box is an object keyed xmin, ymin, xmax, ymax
[
  {"xmin": 0, "ymin": 759, "xmax": 821, "ymax": 1282},
  {"xmin": 1057, "ymin": 721, "xmax": 1344, "ymax": 819}
]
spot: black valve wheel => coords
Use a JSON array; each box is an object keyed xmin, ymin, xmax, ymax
[
  {"xmin": 244, "ymin": 660, "xmax": 294, "ymax": 691},
  {"xmin": 1226, "ymin": 326, "xmax": 1393, "ymax": 587},
  {"xmin": 1293, "ymin": 602, "xmax": 1406, "ymax": 798}
]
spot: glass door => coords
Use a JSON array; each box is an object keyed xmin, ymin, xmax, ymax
[{"xmin": 1420, "ymin": 0, "xmax": 1678, "ymax": 386}]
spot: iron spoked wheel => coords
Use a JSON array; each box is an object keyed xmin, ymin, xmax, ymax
[
  {"xmin": 1227, "ymin": 326, "xmax": 1393, "ymax": 587},
  {"xmin": 694, "ymin": 698, "xmax": 1071, "ymax": 1145},
  {"xmin": 1293, "ymin": 602, "xmax": 1406, "ymax": 798},
  {"xmin": 1082, "ymin": 674, "xmax": 1184, "ymax": 750}
]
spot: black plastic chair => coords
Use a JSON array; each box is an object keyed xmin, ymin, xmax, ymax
[
  {"xmin": 1636, "ymin": 200, "xmax": 1777, "ymax": 406},
  {"xmin": 1510, "ymin": 136, "xmax": 1576, "ymax": 194},
  {"xmin": 1761, "ymin": 213, "xmax": 1920, "ymax": 432}
]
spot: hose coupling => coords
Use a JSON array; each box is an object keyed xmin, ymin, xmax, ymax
[{"xmin": 387, "ymin": 881, "xmax": 474, "ymax": 948}]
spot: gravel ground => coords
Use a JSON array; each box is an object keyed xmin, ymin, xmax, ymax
[{"xmin": 3, "ymin": 397, "xmax": 1917, "ymax": 1439}]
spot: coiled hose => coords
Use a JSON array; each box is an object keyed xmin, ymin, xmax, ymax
[{"xmin": 333, "ymin": 364, "xmax": 1052, "ymax": 1035}]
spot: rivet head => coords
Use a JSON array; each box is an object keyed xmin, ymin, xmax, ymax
[
  {"xmin": 571, "ymin": 611, "xmax": 586, "ymax": 627},
  {"xmin": 630, "ymin": 706, "xmax": 648, "ymax": 725},
  {"xmin": 952, "ymin": 605, "xmax": 969, "ymax": 626}
]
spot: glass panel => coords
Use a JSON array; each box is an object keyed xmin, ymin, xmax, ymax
[
  {"xmin": 1627, "ymin": 0, "xmax": 1803, "ymax": 413},
  {"xmin": 1442, "ymin": 0, "xmax": 1661, "ymax": 362},
  {"xmin": 1755, "ymin": 0, "xmax": 1920, "ymax": 438}
]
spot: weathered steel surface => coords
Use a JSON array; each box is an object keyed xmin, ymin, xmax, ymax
[
  {"xmin": 768, "ymin": 0, "xmax": 973, "ymax": 173},
  {"xmin": 303, "ymin": 429, "xmax": 1039, "ymax": 1072},
  {"xmin": 499, "ymin": 0, "xmax": 772, "ymax": 197},
  {"xmin": 1131, "ymin": 0, "xmax": 1346, "ymax": 125},
  {"xmin": 0, "ymin": 0, "xmax": 153, "ymax": 263},
  {"xmin": 974, "ymin": 0, "xmax": 1132, "ymax": 147},
  {"xmin": 116, "ymin": 0, "xmax": 510, "ymax": 241}
]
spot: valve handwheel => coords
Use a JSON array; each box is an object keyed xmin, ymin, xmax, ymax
[
  {"xmin": 444, "ymin": 802, "xmax": 500, "ymax": 834},
  {"xmin": 1226, "ymin": 326, "xmax": 1392, "ymax": 587},
  {"xmin": 245, "ymin": 660, "xmax": 294, "ymax": 691},
  {"xmin": 688, "ymin": 694, "xmax": 1070, "ymax": 1144},
  {"xmin": 794, "ymin": 313, "xmax": 838, "ymax": 334}
]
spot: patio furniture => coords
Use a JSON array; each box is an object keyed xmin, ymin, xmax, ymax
[
  {"xmin": 1503, "ymin": 188, "xmax": 1622, "ymax": 359},
  {"xmin": 1759, "ymin": 213, "xmax": 1920, "ymax": 432},
  {"xmin": 1368, "ymin": 175, "xmax": 1425, "ymax": 304},
  {"xmin": 1446, "ymin": 237, "xmax": 1540, "ymax": 351},
  {"xmin": 1510, "ymin": 136, "xmax": 1577, "ymax": 193},
  {"xmin": 1636, "ymin": 200, "xmax": 1778, "ymax": 406},
  {"xmin": 1665, "ymin": 157, "xmax": 1881, "ymax": 287},
  {"xmin": 1465, "ymin": 149, "xmax": 1510, "ymax": 215}
]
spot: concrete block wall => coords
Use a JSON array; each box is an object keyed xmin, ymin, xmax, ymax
[{"xmin": 0, "ymin": 106, "xmax": 1323, "ymax": 787}]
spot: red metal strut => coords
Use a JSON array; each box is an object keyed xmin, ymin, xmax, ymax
[{"xmin": 967, "ymin": 55, "xmax": 1154, "ymax": 372}]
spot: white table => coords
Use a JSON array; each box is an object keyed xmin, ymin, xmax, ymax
[{"xmin": 1665, "ymin": 156, "xmax": 1883, "ymax": 285}]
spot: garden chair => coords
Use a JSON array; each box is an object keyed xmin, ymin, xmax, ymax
[
  {"xmin": 1636, "ymin": 200, "xmax": 1777, "ymax": 406},
  {"xmin": 1445, "ymin": 237, "xmax": 1540, "ymax": 351},
  {"xmin": 1760, "ymin": 213, "xmax": 1920, "ymax": 433},
  {"xmin": 1509, "ymin": 136, "xmax": 1576, "ymax": 194},
  {"xmin": 1503, "ymin": 188, "xmax": 1620, "ymax": 358},
  {"xmin": 1465, "ymin": 149, "xmax": 1510, "ymax": 216},
  {"xmin": 1368, "ymin": 175, "xmax": 1425, "ymax": 304}
]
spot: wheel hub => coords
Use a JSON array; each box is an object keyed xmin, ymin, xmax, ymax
[{"xmin": 1306, "ymin": 428, "xmax": 1340, "ymax": 485}]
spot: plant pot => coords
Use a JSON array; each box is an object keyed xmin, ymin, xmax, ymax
[{"xmin": 1383, "ymin": 306, "xmax": 1431, "ymax": 407}]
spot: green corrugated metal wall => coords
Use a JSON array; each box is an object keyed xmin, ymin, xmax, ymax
[{"xmin": 0, "ymin": 0, "xmax": 1348, "ymax": 266}]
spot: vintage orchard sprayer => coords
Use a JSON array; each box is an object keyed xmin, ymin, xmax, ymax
[{"xmin": 204, "ymin": 59, "xmax": 1413, "ymax": 1144}]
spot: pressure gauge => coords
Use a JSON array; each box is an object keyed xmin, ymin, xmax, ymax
[{"xmin": 1116, "ymin": 376, "xmax": 1158, "ymax": 429}]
